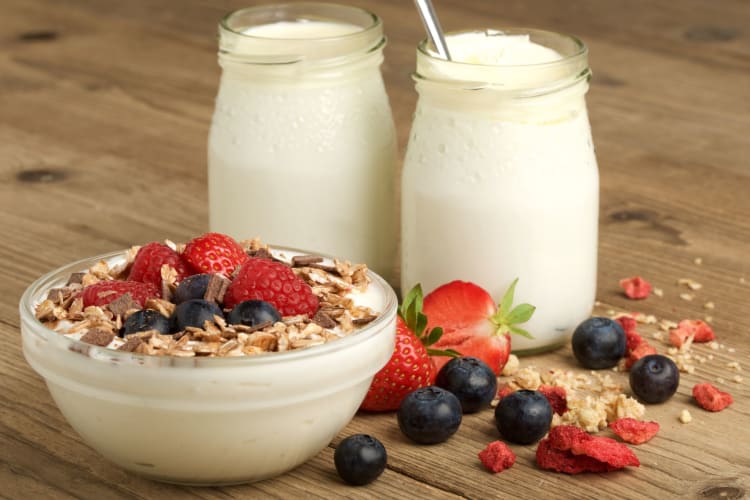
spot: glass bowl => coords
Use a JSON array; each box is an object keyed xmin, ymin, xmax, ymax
[{"xmin": 19, "ymin": 247, "xmax": 397, "ymax": 485}]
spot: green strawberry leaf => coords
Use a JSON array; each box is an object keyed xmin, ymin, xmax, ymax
[
  {"xmin": 490, "ymin": 278, "xmax": 536, "ymax": 339},
  {"xmin": 499, "ymin": 278, "xmax": 518, "ymax": 316},
  {"xmin": 506, "ymin": 303, "xmax": 536, "ymax": 324},
  {"xmin": 509, "ymin": 325, "xmax": 534, "ymax": 339},
  {"xmin": 415, "ymin": 312, "xmax": 428, "ymax": 338},
  {"xmin": 425, "ymin": 326, "xmax": 443, "ymax": 346},
  {"xmin": 399, "ymin": 284, "xmax": 423, "ymax": 330},
  {"xmin": 426, "ymin": 347, "xmax": 460, "ymax": 358}
]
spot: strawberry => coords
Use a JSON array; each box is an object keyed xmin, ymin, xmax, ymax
[
  {"xmin": 81, "ymin": 280, "xmax": 160, "ymax": 308},
  {"xmin": 422, "ymin": 279, "xmax": 535, "ymax": 375},
  {"xmin": 360, "ymin": 285, "xmax": 455, "ymax": 412},
  {"xmin": 182, "ymin": 232, "xmax": 248, "ymax": 276},
  {"xmin": 223, "ymin": 257, "xmax": 318, "ymax": 316},
  {"xmin": 129, "ymin": 242, "xmax": 190, "ymax": 288}
]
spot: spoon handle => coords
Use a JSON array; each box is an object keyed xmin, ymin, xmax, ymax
[{"xmin": 414, "ymin": 0, "xmax": 452, "ymax": 60}]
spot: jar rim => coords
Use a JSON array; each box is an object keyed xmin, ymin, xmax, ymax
[
  {"xmin": 415, "ymin": 28, "xmax": 590, "ymax": 93},
  {"xmin": 218, "ymin": 2, "xmax": 384, "ymax": 64}
]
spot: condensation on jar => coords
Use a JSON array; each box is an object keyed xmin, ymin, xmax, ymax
[
  {"xmin": 208, "ymin": 3, "xmax": 398, "ymax": 285},
  {"xmin": 401, "ymin": 29, "xmax": 599, "ymax": 353}
]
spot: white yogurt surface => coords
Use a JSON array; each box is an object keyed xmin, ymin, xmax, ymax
[
  {"xmin": 402, "ymin": 31, "xmax": 598, "ymax": 352},
  {"xmin": 242, "ymin": 20, "xmax": 361, "ymax": 39}
]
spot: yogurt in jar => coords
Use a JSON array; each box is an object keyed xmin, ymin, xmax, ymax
[
  {"xmin": 208, "ymin": 5, "xmax": 398, "ymax": 285},
  {"xmin": 401, "ymin": 30, "xmax": 599, "ymax": 353}
]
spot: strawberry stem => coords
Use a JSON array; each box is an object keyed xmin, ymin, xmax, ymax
[
  {"xmin": 400, "ymin": 284, "xmax": 458, "ymax": 356},
  {"xmin": 490, "ymin": 278, "xmax": 536, "ymax": 339}
]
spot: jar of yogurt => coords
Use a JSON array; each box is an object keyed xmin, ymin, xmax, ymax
[
  {"xmin": 208, "ymin": 3, "xmax": 398, "ymax": 285},
  {"xmin": 401, "ymin": 29, "xmax": 598, "ymax": 353}
]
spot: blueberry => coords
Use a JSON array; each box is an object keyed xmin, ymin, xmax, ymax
[
  {"xmin": 494, "ymin": 390, "xmax": 552, "ymax": 444},
  {"xmin": 629, "ymin": 354, "xmax": 680, "ymax": 404},
  {"xmin": 435, "ymin": 357, "xmax": 497, "ymax": 413},
  {"xmin": 121, "ymin": 309, "xmax": 170, "ymax": 337},
  {"xmin": 334, "ymin": 434, "xmax": 387, "ymax": 486},
  {"xmin": 571, "ymin": 317, "xmax": 627, "ymax": 369},
  {"xmin": 173, "ymin": 274, "xmax": 212, "ymax": 304},
  {"xmin": 227, "ymin": 300, "xmax": 281, "ymax": 327},
  {"xmin": 397, "ymin": 386, "xmax": 462, "ymax": 444},
  {"xmin": 172, "ymin": 299, "xmax": 223, "ymax": 331}
]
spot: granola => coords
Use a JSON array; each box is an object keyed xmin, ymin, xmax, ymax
[{"xmin": 34, "ymin": 239, "xmax": 380, "ymax": 358}]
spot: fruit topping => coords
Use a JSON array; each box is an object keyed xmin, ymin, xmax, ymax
[
  {"xmin": 571, "ymin": 317, "xmax": 627, "ymax": 369},
  {"xmin": 692, "ymin": 383, "xmax": 733, "ymax": 412},
  {"xmin": 668, "ymin": 319, "xmax": 716, "ymax": 348},
  {"xmin": 227, "ymin": 300, "xmax": 281, "ymax": 327},
  {"xmin": 122, "ymin": 309, "xmax": 170, "ymax": 336},
  {"xmin": 629, "ymin": 354, "xmax": 680, "ymax": 404},
  {"xmin": 224, "ymin": 257, "xmax": 319, "ymax": 316},
  {"xmin": 81, "ymin": 280, "xmax": 160, "ymax": 308},
  {"xmin": 494, "ymin": 389, "xmax": 552, "ymax": 444},
  {"xmin": 397, "ymin": 386, "xmax": 462, "ymax": 444},
  {"xmin": 536, "ymin": 425, "xmax": 640, "ymax": 474},
  {"xmin": 435, "ymin": 356, "xmax": 497, "ymax": 414},
  {"xmin": 182, "ymin": 232, "xmax": 248, "ymax": 276},
  {"xmin": 172, "ymin": 299, "xmax": 223, "ymax": 331},
  {"xmin": 422, "ymin": 279, "xmax": 535, "ymax": 375},
  {"xmin": 478, "ymin": 441, "xmax": 516, "ymax": 473},
  {"xmin": 619, "ymin": 276, "xmax": 652, "ymax": 300},
  {"xmin": 173, "ymin": 274, "xmax": 212, "ymax": 304},
  {"xmin": 537, "ymin": 385, "xmax": 568, "ymax": 416},
  {"xmin": 128, "ymin": 242, "xmax": 190, "ymax": 289},
  {"xmin": 609, "ymin": 418, "xmax": 660, "ymax": 445},
  {"xmin": 334, "ymin": 434, "xmax": 387, "ymax": 486},
  {"xmin": 361, "ymin": 285, "xmax": 453, "ymax": 412}
]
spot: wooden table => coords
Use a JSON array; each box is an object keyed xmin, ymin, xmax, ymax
[{"xmin": 2, "ymin": 0, "xmax": 748, "ymax": 498}]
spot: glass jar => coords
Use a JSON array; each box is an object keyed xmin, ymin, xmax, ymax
[
  {"xmin": 208, "ymin": 3, "xmax": 398, "ymax": 285},
  {"xmin": 401, "ymin": 29, "xmax": 598, "ymax": 353}
]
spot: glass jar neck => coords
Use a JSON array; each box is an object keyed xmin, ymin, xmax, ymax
[
  {"xmin": 414, "ymin": 28, "xmax": 591, "ymax": 100},
  {"xmin": 217, "ymin": 3, "xmax": 385, "ymax": 79}
]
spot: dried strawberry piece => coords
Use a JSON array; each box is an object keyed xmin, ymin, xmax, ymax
[
  {"xmin": 496, "ymin": 384, "xmax": 515, "ymax": 400},
  {"xmin": 478, "ymin": 441, "xmax": 516, "ymax": 473},
  {"xmin": 619, "ymin": 276, "xmax": 652, "ymax": 300},
  {"xmin": 538, "ymin": 385, "xmax": 568, "ymax": 415},
  {"xmin": 624, "ymin": 342, "xmax": 658, "ymax": 370},
  {"xmin": 537, "ymin": 425, "xmax": 640, "ymax": 473},
  {"xmin": 669, "ymin": 320, "xmax": 715, "ymax": 348},
  {"xmin": 692, "ymin": 383, "xmax": 733, "ymax": 412},
  {"xmin": 536, "ymin": 439, "xmax": 613, "ymax": 474},
  {"xmin": 609, "ymin": 418, "xmax": 659, "ymax": 445},
  {"xmin": 616, "ymin": 315, "xmax": 638, "ymax": 335}
]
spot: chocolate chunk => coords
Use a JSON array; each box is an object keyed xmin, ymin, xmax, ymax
[
  {"xmin": 291, "ymin": 255, "xmax": 324, "ymax": 267},
  {"xmin": 66, "ymin": 272, "xmax": 86, "ymax": 285},
  {"xmin": 80, "ymin": 328, "xmax": 115, "ymax": 347},
  {"xmin": 309, "ymin": 263, "xmax": 341, "ymax": 275},
  {"xmin": 352, "ymin": 315, "xmax": 378, "ymax": 326},
  {"xmin": 118, "ymin": 336, "xmax": 144, "ymax": 352},
  {"xmin": 204, "ymin": 274, "xmax": 230, "ymax": 303},
  {"xmin": 312, "ymin": 310, "xmax": 337, "ymax": 329},
  {"xmin": 107, "ymin": 293, "xmax": 140, "ymax": 317},
  {"xmin": 46, "ymin": 288, "xmax": 66, "ymax": 304}
]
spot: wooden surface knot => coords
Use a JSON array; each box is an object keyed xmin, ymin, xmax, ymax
[
  {"xmin": 699, "ymin": 484, "xmax": 745, "ymax": 499},
  {"xmin": 16, "ymin": 168, "xmax": 68, "ymax": 184},
  {"xmin": 17, "ymin": 30, "xmax": 59, "ymax": 42},
  {"xmin": 684, "ymin": 25, "xmax": 740, "ymax": 42},
  {"xmin": 606, "ymin": 208, "xmax": 686, "ymax": 245}
]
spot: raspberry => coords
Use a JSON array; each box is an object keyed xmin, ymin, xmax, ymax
[
  {"xmin": 609, "ymin": 418, "xmax": 659, "ymax": 445},
  {"xmin": 669, "ymin": 320, "xmax": 715, "ymax": 348},
  {"xmin": 224, "ymin": 258, "xmax": 319, "ymax": 316},
  {"xmin": 183, "ymin": 232, "xmax": 248, "ymax": 276},
  {"xmin": 536, "ymin": 425, "xmax": 639, "ymax": 474},
  {"xmin": 129, "ymin": 242, "xmax": 190, "ymax": 288},
  {"xmin": 81, "ymin": 280, "xmax": 160, "ymax": 308},
  {"xmin": 619, "ymin": 276, "xmax": 652, "ymax": 300},
  {"xmin": 478, "ymin": 441, "xmax": 516, "ymax": 473},
  {"xmin": 692, "ymin": 383, "xmax": 733, "ymax": 412},
  {"xmin": 537, "ymin": 385, "xmax": 568, "ymax": 416}
]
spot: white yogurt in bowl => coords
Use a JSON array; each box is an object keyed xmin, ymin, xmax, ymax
[
  {"xmin": 20, "ymin": 247, "xmax": 397, "ymax": 485},
  {"xmin": 401, "ymin": 29, "xmax": 598, "ymax": 353}
]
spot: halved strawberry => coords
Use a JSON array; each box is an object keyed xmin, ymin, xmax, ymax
[
  {"xmin": 360, "ymin": 285, "xmax": 454, "ymax": 412},
  {"xmin": 423, "ymin": 279, "xmax": 535, "ymax": 375}
]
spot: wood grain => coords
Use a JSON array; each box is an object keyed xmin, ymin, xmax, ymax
[{"xmin": 1, "ymin": 0, "xmax": 748, "ymax": 498}]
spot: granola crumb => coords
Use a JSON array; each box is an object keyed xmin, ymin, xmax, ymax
[
  {"xmin": 704, "ymin": 315, "xmax": 713, "ymax": 323},
  {"xmin": 728, "ymin": 347, "xmax": 736, "ymax": 353},
  {"xmin": 727, "ymin": 361, "xmax": 742, "ymax": 372},
  {"xmin": 501, "ymin": 354, "xmax": 520, "ymax": 376},
  {"xmin": 653, "ymin": 288, "xmax": 664, "ymax": 297},
  {"xmin": 693, "ymin": 257, "xmax": 702, "ymax": 265},
  {"xmin": 708, "ymin": 341, "xmax": 719, "ymax": 350},
  {"xmin": 679, "ymin": 293, "xmax": 694, "ymax": 302},
  {"xmin": 717, "ymin": 377, "xmax": 725, "ymax": 384},
  {"xmin": 703, "ymin": 301, "xmax": 715, "ymax": 310},
  {"xmin": 679, "ymin": 409, "xmax": 692, "ymax": 424},
  {"xmin": 732, "ymin": 375, "xmax": 743, "ymax": 384}
]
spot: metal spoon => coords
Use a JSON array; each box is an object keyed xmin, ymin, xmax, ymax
[{"xmin": 414, "ymin": 0, "xmax": 451, "ymax": 60}]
